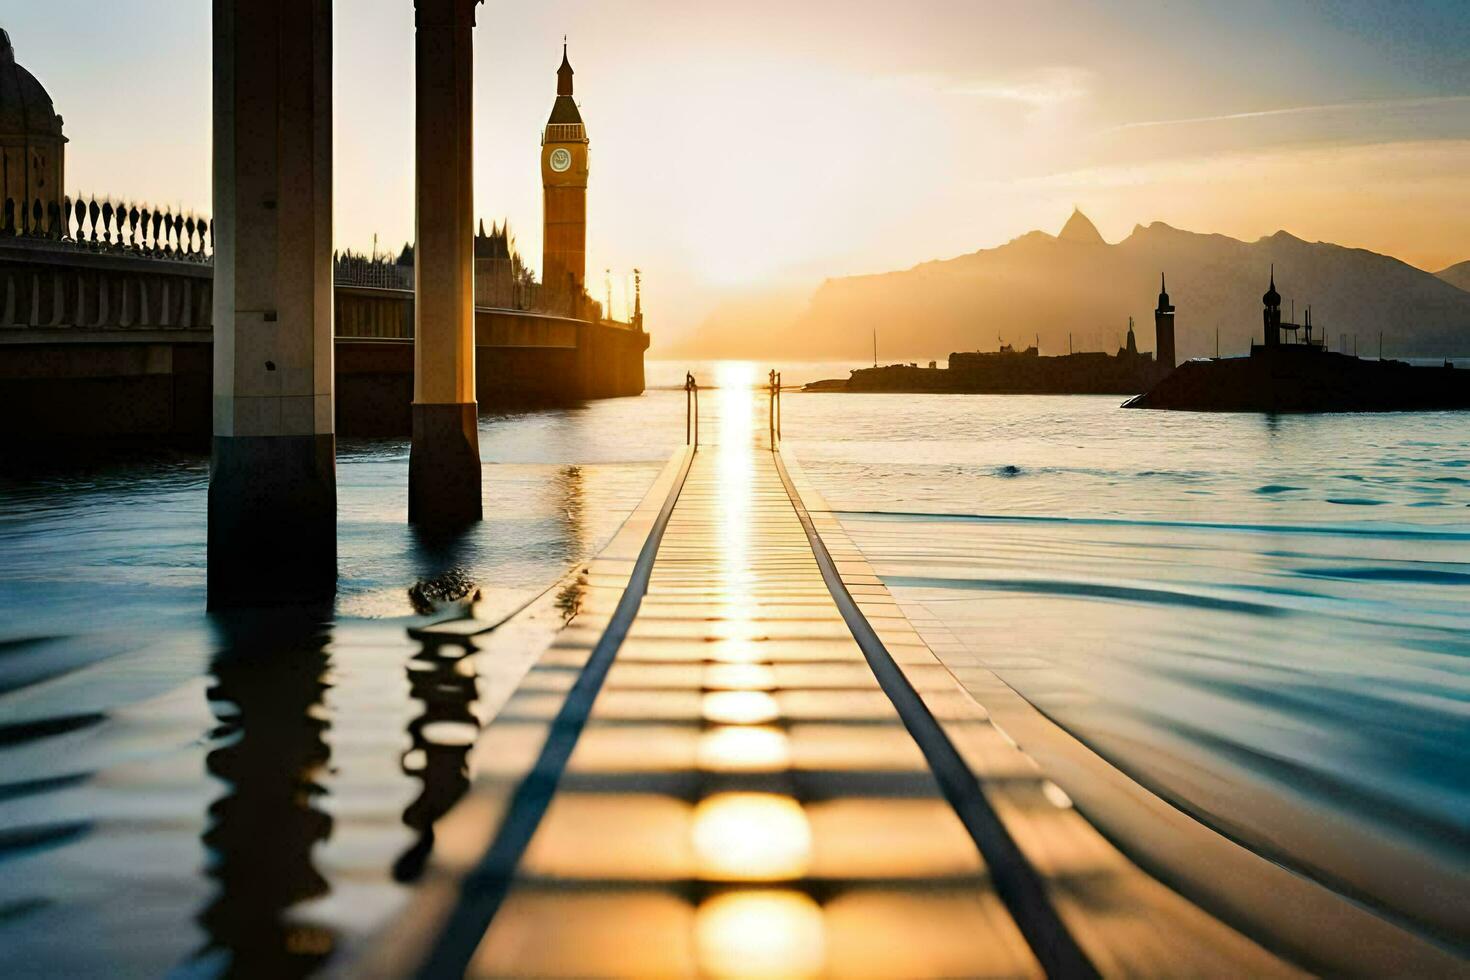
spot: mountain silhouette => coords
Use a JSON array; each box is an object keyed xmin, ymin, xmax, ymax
[
  {"xmin": 1437, "ymin": 260, "xmax": 1470, "ymax": 293},
  {"xmin": 1057, "ymin": 207, "xmax": 1106, "ymax": 246},
  {"xmin": 684, "ymin": 214, "xmax": 1470, "ymax": 361}
]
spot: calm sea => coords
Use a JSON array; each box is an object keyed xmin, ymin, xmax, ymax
[
  {"xmin": 784, "ymin": 383, "xmax": 1470, "ymax": 948},
  {"xmin": 0, "ymin": 360, "xmax": 1465, "ymax": 972}
]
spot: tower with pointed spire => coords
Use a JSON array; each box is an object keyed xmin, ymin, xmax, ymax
[
  {"xmin": 1262, "ymin": 266, "xmax": 1282, "ymax": 347},
  {"xmin": 1154, "ymin": 272, "xmax": 1176, "ymax": 368},
  {"xmin": 541, "ymin": 41, "xmax": 589, "ymax": 303}
]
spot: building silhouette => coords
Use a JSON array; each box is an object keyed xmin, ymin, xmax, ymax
[
  {"xmin": 1250, "ymin": 268, "xmax": 1325, "ymax": 354},
  {"xmin": 542, "ymin": 43, "xmax": 589, "ymax": 300},
  {"xmin": 1125, "ymin": 269, "xmax": 1468, "ymax": 410},
  {"xmin": 0, "ymin": 29, "xmax": 65, "ymax": 233},
  {"xmin": 0, "ymin": 25, "xmax": 648, "ymax": 451},
  {"xmin": 472, "ymin": 219, "xmax": 535, "ymax": 309},
  {"xmin": 1154, "ymin": 273, "xmax": 1175, "ymax": 369},
  {"xmin": 1261, "ymin": 267, "xmax": 1282, "ymax": 347}
]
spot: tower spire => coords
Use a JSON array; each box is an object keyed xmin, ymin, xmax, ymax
[
  {"xmin": 1262, "ymin": 265, "xmax": 1283, "ymax": 347},
  {"xmin": 1154, "ymin": 270, "xmax": 1177, "ymax": 369},
  {"xmin": 557, "ymin": 37, "xmax": 574, "ymax": 96}
]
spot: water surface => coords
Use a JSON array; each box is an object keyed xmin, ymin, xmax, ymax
[
  {"xmin": 2, "ymin": 369, "xmax": 1466, "ymax": 972},
  {"xmin": 0, "ymin": 389, "xmax": 685, "ymax": 976},
  {"xmin": 785, "ymin": 391, "xmax": 1469, "ymax": 945}
]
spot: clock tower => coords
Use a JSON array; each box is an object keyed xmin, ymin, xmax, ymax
[{"xmin": 542, "ymin": 43, "xmax": 588, "ymax": 300}]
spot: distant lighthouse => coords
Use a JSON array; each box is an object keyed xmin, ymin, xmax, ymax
[
  {"xmin": 541, "ymin": 42, "xmax": 589, "ymax": 300},
  {"xmin": 1154, "ymin": 273, "xmax": 1176, "ymax": 369}
]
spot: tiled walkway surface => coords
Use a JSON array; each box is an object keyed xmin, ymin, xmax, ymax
[
  {"xmin": 364, "ymin": 417, "xmax": 1297, "ymax": 977},
  {"xmin": 466, "ymin": 442, "xmax": 1052, "ymax": 978}
]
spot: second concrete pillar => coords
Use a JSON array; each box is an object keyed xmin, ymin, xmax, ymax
[{"xmin": 409, "ymin": 0, "xmax": 482, "ymax": 526}]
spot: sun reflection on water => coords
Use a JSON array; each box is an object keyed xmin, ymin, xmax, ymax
[
  {"xmin": 698, "ymin": 726, "xmax": 790, "ymax": 771},
  {"xmin": 704, "ymin": 663, "xmax": 777, "ymax": 690},
  {"xmin": 696, "ymin": 890, "xmax": 826, "ymax": 979},
  {"xmin": 693, "ymin": 793, "xmax": 812, "ymax": 881},
  {"xmin": 703, "ymin": 689, "xmax": 781, "ymax": 725},
  {"xmin": 713, "ymin": 361, "xmax": 757, "ymax": 587},
  {"xmin": 684, "ymin": 363, "xmax": 829, "ymax": 970}
]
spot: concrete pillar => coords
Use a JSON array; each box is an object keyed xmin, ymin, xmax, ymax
[
  {"xmin": 409, "ymin": 0, "xmax": 483, "ymax": 527},
  {"xmin": 208, "ymin": 0, "xmax": 336, "ymax": 607}
]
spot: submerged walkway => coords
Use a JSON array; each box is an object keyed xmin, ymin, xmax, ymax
[{"xmin": 359, "ymin": 416, "xmax": 1299, "ymax": 977}]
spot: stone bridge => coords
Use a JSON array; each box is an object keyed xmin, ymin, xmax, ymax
[{"xmin": 0, "ymin": 242, "xmax": 648, "ymax": 443}]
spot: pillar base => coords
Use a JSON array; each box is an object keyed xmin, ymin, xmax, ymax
[
  {"xmin": 409, "ymin": 402, "xmax": 482, "ymax": 527},
  {"xmin": 207, "ymin": 434, "xmax": 337, "ymax": 609}
]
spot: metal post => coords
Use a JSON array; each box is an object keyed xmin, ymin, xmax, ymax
[
  {"xmin": 768, "ymin": 368, "xmax": 776, "ymax": 450},
  {"xmin": 685, "ymin": 371, "xmax": 698, "ymax": 448},
  {"xmin": 776, "ymin": 371, "xmax": 782, "ymax": 442}
]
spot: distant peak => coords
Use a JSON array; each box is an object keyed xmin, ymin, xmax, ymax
[{"xmin": 1058, "ymin": 208, "xmax": 1106, "ymax": 245}]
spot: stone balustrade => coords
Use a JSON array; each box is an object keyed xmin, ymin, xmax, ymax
[{"xmin": 0, "ymin": 242, "xmax": 212, "ymax": 331}]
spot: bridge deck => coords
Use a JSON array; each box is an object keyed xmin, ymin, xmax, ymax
[{"xmin": 362, "ymin": 423, "xmax": 1296, "ymax": 977}]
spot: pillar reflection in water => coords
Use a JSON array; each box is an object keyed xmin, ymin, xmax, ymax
[
  {"xmin": 554, "ymin": 461, "xmax": 589, "ymax": 569},
  {"xmin": 193, "ymin": 610, "xmax": 335, "ymax": 977},
  {"xmin": 394, "ymin": 632, "xmax": 480, "ymax": 883}
]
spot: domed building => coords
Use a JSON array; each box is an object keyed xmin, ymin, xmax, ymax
[{"xmin": 0, "ymin": 28, "xmax": 66, "ymax": 231}]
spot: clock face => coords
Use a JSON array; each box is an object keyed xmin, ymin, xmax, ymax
[{"xmin": 549, "ymin": 148, "xmax": 572, "ymax": 173}]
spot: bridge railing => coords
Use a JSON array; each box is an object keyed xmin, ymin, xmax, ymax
[
  {"xmin": 3, "ymin": 195, "xmax": 214, "ymax": 263},
  {"xmin": 1, "ymin": 202, "xmax": 649, "ymax": 335}
]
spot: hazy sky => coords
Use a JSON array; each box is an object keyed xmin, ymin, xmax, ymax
[{"xmin": 5, "ymin": 0, "xmax": 1468, "ymax": 345}]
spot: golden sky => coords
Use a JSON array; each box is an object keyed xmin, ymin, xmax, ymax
[{"xmin": 11, "ymin": 0, "xmax": 1470, "ymax": 347}]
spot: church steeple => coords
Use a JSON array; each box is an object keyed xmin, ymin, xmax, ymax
[{"xmin": 557, "ymin": 40, "xmax": 574, "ymax": 97}]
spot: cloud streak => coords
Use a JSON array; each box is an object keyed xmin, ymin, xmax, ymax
[
  {"xmin": 947, "ymin": 67, "xmax": 1093, "ymax": 107},
  {"xmin": 1114, "ymin": 95, "xmax": 1470, "ymax": 131}
]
